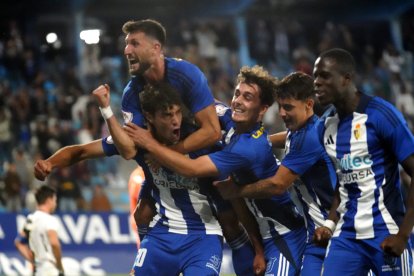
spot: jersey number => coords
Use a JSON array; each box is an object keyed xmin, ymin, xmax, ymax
[{"xmin": 134, "ymin": 248, "xmax": 147, "ymax": 267}]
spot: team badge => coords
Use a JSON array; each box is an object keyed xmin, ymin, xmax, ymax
[
  {"xmin": 353, "ymin": 123, "xmax": 361, "ymax": 140},
  {"xmin": 122, "ymin": 111, "xmax": 133, "ymax": 123}
]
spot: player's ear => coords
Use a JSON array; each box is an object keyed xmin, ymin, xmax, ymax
[
  {"xmin": 342, "ymin": 72, "xmax": 352, "ymax": 85},
  {"xmin": 144, "ymin": 111, "xmax": 154, "ymax": 124},
  {"xmin": 306, "ymin": 98, "xmax": 314, "ymax": 111},
  {"xmin": 259, "ymin": 104, "xmax": 269, "ymax": 118}
]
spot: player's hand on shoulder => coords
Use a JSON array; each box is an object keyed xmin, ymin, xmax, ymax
[
  {"xmin": 34, "ymin": 160, "xmax": 52, "ymax": 181},
  {"xmin": 312, "ymin": 226, "xmax": 332, "ymax": 248},
  {"xmin": 380, "ymin": 234, "xmax": 408, "ymax": 257},
  {"xmin": 124, "ymin": 122, "xmax": 154, "ymax": 148}
]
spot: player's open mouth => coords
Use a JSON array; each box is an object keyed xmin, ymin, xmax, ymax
[
  {"xmin": 129, "ymin": 59, "xmax": 139, "ymax": 67},
  {"xmin": 173, "ymin": 128, "xmax": 180, "ymax": 138}
]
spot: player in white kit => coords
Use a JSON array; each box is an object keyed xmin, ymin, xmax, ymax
[{"xmin": 15, "ymin": 185, "xmax": 64, "ymax": 276}]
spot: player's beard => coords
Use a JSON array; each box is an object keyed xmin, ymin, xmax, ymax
[{"xmin": 131, "ymin": 60, "xmax": 151, "ymax": 77}]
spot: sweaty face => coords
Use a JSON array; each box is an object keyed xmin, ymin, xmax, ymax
[
  {"xmin": 124, "ymin": 32, "xmax": 156, "ymax": 76},
  {"xmin": 231, "ymin": 82, "xmax": 265, "ymax": 127},
  {"xmin": 313, "ymin": 57, "xmax": 347, "ymax": 107},
  {"xmin": 278, "ymin": 97, "xmax": 312, "ymax": 131},
  {"xmin": 149, "ymin": 105, "xmax": 182, "ymax": 145}
]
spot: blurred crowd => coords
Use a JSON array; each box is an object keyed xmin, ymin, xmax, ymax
[{"xmin": 0, "ymin": 17, "xmax": 413, "ymax": 212}]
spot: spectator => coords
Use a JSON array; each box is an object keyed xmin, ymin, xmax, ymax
[
  {"xmin": 90, "ymin": 184, "xmax": 112, "ymax": 212},
  {"xmin": 4, "ymin": 163, "xmax": 22, "ymax": 211},
  {"xmin": 55, "ymin": 167, "xmax": 83, "ymax": 212}
]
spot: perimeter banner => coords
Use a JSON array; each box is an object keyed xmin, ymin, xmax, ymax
[{"xmin": 0, "ymin": 212, "xmax": 235, "ymax": 275}]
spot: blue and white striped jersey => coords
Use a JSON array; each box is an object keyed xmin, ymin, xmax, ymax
[
  {"xmin": 282, "ymin": 114, "xmax": 337, "ymax": 242},
  {"xmin": 209, "ymin": 123, "xmax": 305, "ymax": 239},
  {"xmin": 323, "ymin": 93, "xmax": 414, "ymax": 239},
  {"xmin": 102, "ymin": 57, "xmax": 222, "ymax": 235},
  {"xmin": 137, "ymin": 154, "xmax": 223, "ymax": 236}
]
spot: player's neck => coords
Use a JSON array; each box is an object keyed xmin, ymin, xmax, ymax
[
  {"xmin": 37, "ymin": 205, "xmax": 51, "ymax": 214},
  {"xmin": 144, "ymin": 55, "xmax": 165, "ymax": 84},
  {"xmin": 337, "ymin": 89, "xmax": 360, "ymax": 119},
  {"xmin": 235, "ymin": 121, "xmax": 259, "ymax": 134}
]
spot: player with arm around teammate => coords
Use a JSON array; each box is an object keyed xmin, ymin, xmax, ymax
[
  {"xmin": 125, "ymin": 65, "xmax": 307, "ymax": 276},
  {"xmin": 214, "ymin": 71, "xmax": 338, "ymax": 275},
  {"xmin": 123, "ymin": 83, "xmax": 265, "ymax": 276}
]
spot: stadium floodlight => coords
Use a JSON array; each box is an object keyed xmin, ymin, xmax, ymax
[
  {"xmin": 80, "ymin": 29, "xmax": 101, "ymax": 44},
  {"xmin": 46, "ymin": 32, "xmax": 58, "ymax": 44}
]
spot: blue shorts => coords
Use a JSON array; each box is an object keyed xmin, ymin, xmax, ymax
[
  {"xmin": 263, "ymin": 227, "xmax": 306, "ymax": 276},
  {"xmin": 323, "ymin": 236, "xmax": 412, "ymax": 276},
  {"xmin": 301, "ymin": 243, "xmax": 326, "ymax": 276},
  {"xmin": 132, "ymin": 232, "xmax": 223, "ymax": 276}
]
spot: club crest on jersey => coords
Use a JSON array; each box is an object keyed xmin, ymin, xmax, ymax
[
  {"xmin": 353, "ymin": 123, "xmax": 361, "ymax": 140},
  {"xmin": 215, "ymin": 104, "xmax": 228, "ymax": 117},
  {"xmin": 122, "ymin": 111, "xmax": 133, "ymax": 124}
]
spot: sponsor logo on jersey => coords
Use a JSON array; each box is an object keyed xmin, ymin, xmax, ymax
[
  {"xmin": 339, "ymin": 153, "xmax": 373, "ymax": 171},
  {"xmin": 151, "ymin": 167, "xmax": 199, "ymax": 190},
  {"xmin": 252, "ymin": 126, "xmax": 265, "ymax": 139}
]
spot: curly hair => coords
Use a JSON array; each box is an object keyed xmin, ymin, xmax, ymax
[
  {"xmin": 236, "ymin": 65, "xmax": 278, "ymax": 106},
  {"xmin": 139, "ymin": 83, "xmax": 184, "ymax": 116}
]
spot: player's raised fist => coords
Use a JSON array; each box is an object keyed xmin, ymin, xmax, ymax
[{"xmin": 92, "ymin": 84, "xmax": 111, "ymax": 108}]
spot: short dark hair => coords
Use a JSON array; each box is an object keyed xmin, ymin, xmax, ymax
[
  {"xmin": 35, "ymin": 185, "xmax": 56, "ymax": 205},
  {"xmin": 319, "ymin": 48, "xmax": 356, "ymax": 75},
  {"xmin": 236, "ymin": 65, "xmax": 278, "ymax": 106},
  {"xmin": 276, "ymin": 72, "xmax": 315, "ymax": 101},
  {"xmin": 140, "ymin": 83, "xmax": 184, "ymax": 116},
  {"xmin": 122, "ymin": 19, "xmax": 166, "ymax": 47}
]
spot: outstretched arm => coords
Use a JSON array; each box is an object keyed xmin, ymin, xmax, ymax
[
  {"xmin": 34, "ymin": 139, "xmax": 105, "ymax": 181},
  {"xmin": 214, "ymin": 165, "xmax": 298, "ymax": 199},
  {"xmin": 268, "ymin": 131, "xmax": 287, "ymax": 149}
]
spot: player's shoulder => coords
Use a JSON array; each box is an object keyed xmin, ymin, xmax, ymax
[
  {"xmin": 237, "ymin": 124, "xmax": 271, "ymax": 151},
  {"xmin": 214, "ymin": 100, "xmax": 231, "ymax": 117},
  {"xmin": 166, "ymin": 57, "xmax": 203, "ymax": 77},
  {"xmin": 365, "ymin": 94, "xmax": 403, "ymax": 127}
]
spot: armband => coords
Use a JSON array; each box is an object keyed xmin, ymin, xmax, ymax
[
  {"xmin": 99, "ymin": 106, "xmax": 114, "ymax": 120},
  {"xmin": 323, "ymin": 219, "xmax": 336, "ymax": 233},
  {"xmin": 15, "ymin": 233, "xmax": 29, "ymax": 244}
]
